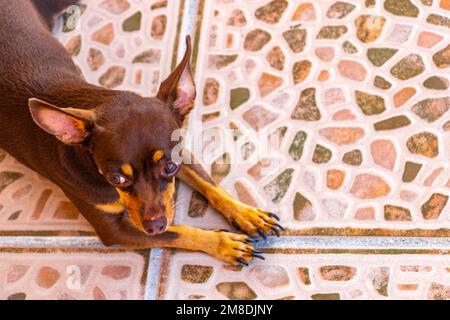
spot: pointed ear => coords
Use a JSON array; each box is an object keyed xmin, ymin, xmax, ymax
[
  {"xmin": 28, "ymin": 98, "xmax": 96, "ymax": 144},
  {"xmin": 157, "ymin": 35, "xmax": 196, "ymax": 118}
]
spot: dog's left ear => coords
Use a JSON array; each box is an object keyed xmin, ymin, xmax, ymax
[{"xmin": 157, "ymin": 35, "xmax": 196, "ymax": 119}]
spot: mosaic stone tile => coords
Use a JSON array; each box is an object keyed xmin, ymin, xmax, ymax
[
  {"xmin": 159, "ymin": 253, "xmax": 450, "ymax": 300},
  {"xmin": 0, "ymin": 152, "xmax": 92, "ymax": 234},
  {"xmin": 1, "ymin": 0, "xmax": 450, "ymax": 301},
  {"xmin": 0, "ymin": 249, "xmax": 146, "ymax": 300}
]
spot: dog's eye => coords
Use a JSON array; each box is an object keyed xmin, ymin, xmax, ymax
[
  {"xmin": 106, "ymin": 173, "xmax": 130, "ymax": 187},
  {"xmin": 162, "ymin": 161, "xmax": 180, "ymax": 179}
]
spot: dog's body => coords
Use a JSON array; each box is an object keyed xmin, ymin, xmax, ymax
[{"xmin": 0, "ymin": 0, "xmax": 282, "ymax": 265}]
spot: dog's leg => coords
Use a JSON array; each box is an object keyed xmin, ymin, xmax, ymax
[
  {"xmin": 177, "ymin": 151, "xmax": 284, "ymax": 239},
  {"xmin": 72, "ymin": 199, "xmax": 260, "ymax": 265}
]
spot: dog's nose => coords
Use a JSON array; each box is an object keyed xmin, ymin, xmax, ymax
[{"xmin": 143, "ymin": 216, "xmax": 167, "ymax": 235}]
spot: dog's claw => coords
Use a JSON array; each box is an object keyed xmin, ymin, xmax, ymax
[
  {"xmin": 275, "ymin": 223, "xmax": 285, "ymax": 231},
  {"xmin": 271, "ymin": 227, "xmax": 280, "ymax": 237},
  {"xmin": 256, "ymin": 228, "xmax": 267, "ymax": 240},
  {"xmin": 252, "ymin": 249, "xmax": 265, "ymax": 254},
  {"xmin": 247, "ymin": 236, "xmax": 261, "ymax": 243},
  {"xmin": 236, "ymin": 258, "xmax": 249, "ymax": 266},
  {"xmin": 268, "ymin": 212, "xmax": 280, "ymax": 221},
  {"xmin": 251, "ymin": 254, "xmax": 265, "ymax": 260}
]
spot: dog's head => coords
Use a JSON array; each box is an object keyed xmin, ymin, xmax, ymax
[{"xmin": 28, "ymin": 36, "xmax": 196, "ymax": 235}]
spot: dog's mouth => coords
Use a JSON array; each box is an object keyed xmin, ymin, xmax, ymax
[
  {"xmin": 122, "ymin": 207, "xmax": 171, "ymax": 235},
  {"xmin": 116, "ymin": 182, "xmax": 176, "ymax": 235}
]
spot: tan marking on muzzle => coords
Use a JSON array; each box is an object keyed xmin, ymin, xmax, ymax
[
  {"xmin": 116, "ymin": 188, "xmax": 145, "ymax": 232},
  {"xmin": 163, "ymin": 182, "xmax": 176, "ymax": 225}
]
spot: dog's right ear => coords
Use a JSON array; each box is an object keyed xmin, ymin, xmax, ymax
[{"xmin": 28, "ymin": 98, "xmax": 96, "ymax": 144}]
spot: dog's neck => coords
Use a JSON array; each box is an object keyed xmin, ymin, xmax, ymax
[{"xmin": 32, "ymin": 74, "xmax": 117, "ymax": 110}]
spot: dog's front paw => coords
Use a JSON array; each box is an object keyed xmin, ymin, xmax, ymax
[
  {"xmin": 206, "ymin": 231, "xmax": 264, "ymax": 266},
  {"xmin": 227, "ymin": 206, "xmax": 285, "ymax": 239}
]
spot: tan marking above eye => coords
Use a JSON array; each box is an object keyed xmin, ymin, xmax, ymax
[
  {"xmin": 121, "ymin": 164, "xmax": 133, "ymax": 177},
  {"xmin": 152, "ymin": 150, "xmax": 165, "ymax": 163}
]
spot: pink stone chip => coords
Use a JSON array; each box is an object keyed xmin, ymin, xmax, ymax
[
  {"xmin": 245, "ymin": 59, "xmax": 257, "ymax": 74},
  {"xmin": 318, "ymin": 70, "xmax": 330, "ymax": 81},
  {"xmin": 242, "ymin": 105, "xmax": 279, "ymax": 131},
  {"xmin": 387, "ymin": 24, "xmax": 413, "ymax": 43},
  {"xmin": 417, "ymin": 31, "xmax": 444, "ymax": 48},
  {"xmin": 36, "ymin": 267, "xmax": 61, "ymax": 289},
  {"xmin": 355, "ymin": 207, "xmax": 375, "ymax": 220},
  {"xmin": 303, "ymin": 171, "xmax": 316, "ymax": 191},
  {"xmin": 258, "ymin": 73, "xmax": 283, "ymax": 97},
  {"xmin": 292, "ymin": 3, "xmax": 316, "ymax": 21},
  {"xmin": 370, "ymin": 139, "xmax": 396, "ymax": 170},
  {"xmin": 333, "ymin": 109, "xmax": 356, "ymax": 120},
  {"xmin": 87, "ymin": 16, "xmax": 103, "ymax": 28},
  {"xmin": 441, "ymin": 0, "xmax": 450, "ymax": 10},
  {"xmin": 400, "ymin": 190, "xmax": 418, "ymax": 202},
  {"xmin": 12, "ymin": 184, "xmax": 32, "ymax": 201},
  {"xmin": 327, "ymin": 169, "xmax": 345, "ymax": 190},
  {"xmin": 315, "ymin": 47, "xmax": 335, "ymax": 62},
  {"xmin": 350, "ymin": 174, "xmax": 391, "ymax": 199},
  {"xmin": 247, "ymin": 158, "xmax": 278, "ymax": 181},
  {"xmin": 338, "ymin": 60, "xmax": 367, "ymax": 81},
  {"xmin": 322, "ymin": 198, "xmax": 348, "ymax": 219},
  {"xmin": 100, "ymin": 0, "xmax": 130, "ymax": 14},
  {"xmin": 423, "ymin": 167, "xmax": 444, "ymax": 187},
  {"xmin": 235, "ymin": 181, "xmax": 258, "ymax": 207},
  {"xmin": 324, "ymin": 88, "xmax": 346, "ymax": 106},
  {"xmin": 319, "ymin": 127, "xmax": 365, "ymax": 145},
  {"xmin": 394, "ymin": 87, "xmax": 416, "ymax": 107},
  {"xmin": 116, "ymin": 44, "xmax": 125, "ymax": 58},
  {"xmin": 91, "ymin": 23, "xmax": 115, "ymax": 46},
  {"xmin": 7, "ymin": 265, "xmax": 30, "ymax": 283},
  {"xmin": 101, "ymin": 265, "xmax": 131, "ymax": 280}
]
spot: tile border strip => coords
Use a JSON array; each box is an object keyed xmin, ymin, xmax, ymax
[{"xmin": 0, "ymin": 235, "xmax": 448, "ymax": 300}]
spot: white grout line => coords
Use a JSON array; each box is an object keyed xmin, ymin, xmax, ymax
[
  {"xmin": 257, "ymin": 236, "xmax": 450, "ymax": 250},
  {"xmin": 1, "ymin": 235, "xmax": 449, "ymax": 250},
  {"xmin": 176, "ymin": 0, "xmax": 200, "ymax": 58},
  {"xmin": 0, "ymin": 236, "xmax": 104, "ymax": 248},
  {"xmin": 144, "ymin": 248, "xmax": 163, "ymax": 300}
]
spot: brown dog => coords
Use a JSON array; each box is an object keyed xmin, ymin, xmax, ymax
[{"xmin": 0, "ymin": 0, "xmax": 283, "ymax": 265}]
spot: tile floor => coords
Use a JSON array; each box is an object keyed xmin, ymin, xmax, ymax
[{"xmin": 0, "ymin": 0, "xmax": 449, "ymax": 299}]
